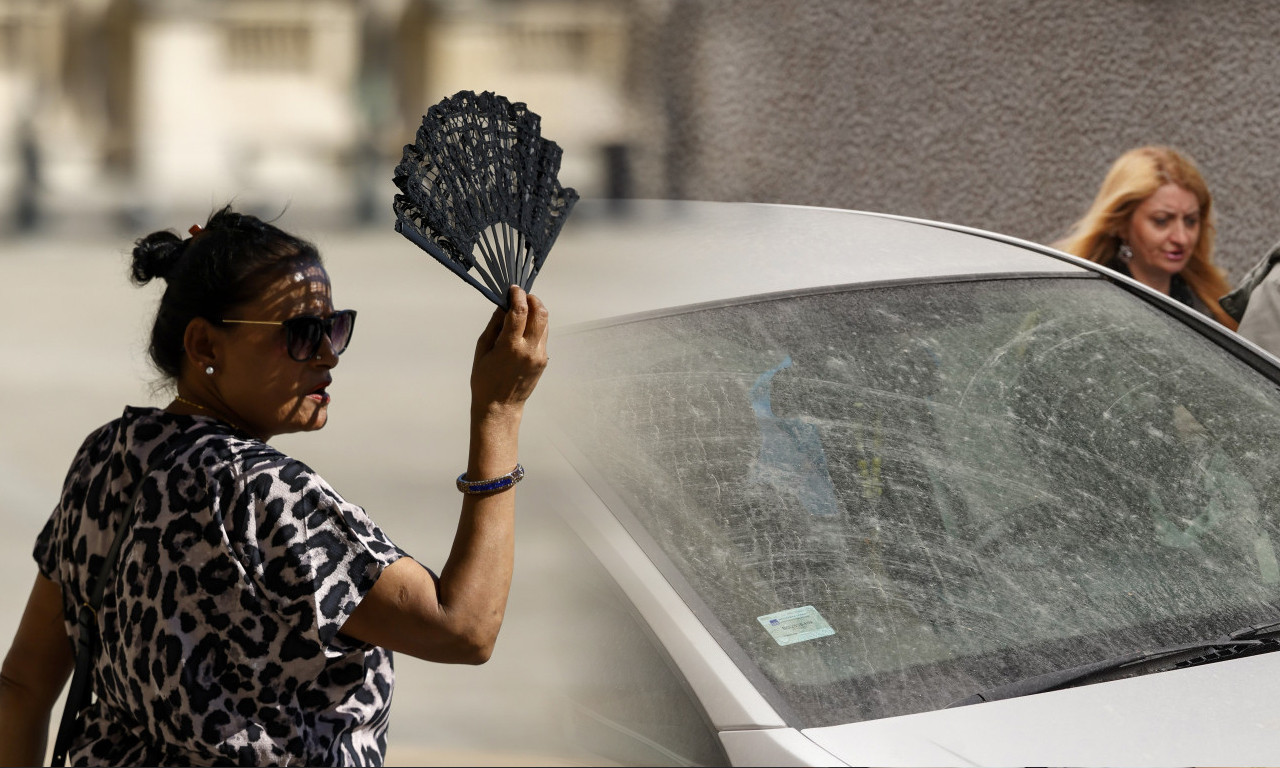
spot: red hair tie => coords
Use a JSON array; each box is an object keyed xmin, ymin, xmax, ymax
[{"xmin": 188, "ymin": 224, "xmax": 204, "ymax": 237}]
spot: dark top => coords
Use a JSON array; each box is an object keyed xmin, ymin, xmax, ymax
[{"xmin": 1108, "ymin": 260, "xmax": 1211, "ymax": 318}]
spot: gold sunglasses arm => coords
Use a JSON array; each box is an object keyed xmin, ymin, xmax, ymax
[{"xmin": 220, "ymin": 319, "xmax": 285, "ymax": 327}]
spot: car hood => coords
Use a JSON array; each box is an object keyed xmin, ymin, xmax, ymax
[{"xmin": 800, "ymin": 651, "xmax": 1280, "ymax": 766}]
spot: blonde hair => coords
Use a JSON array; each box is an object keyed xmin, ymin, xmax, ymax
[{"xmin": 1054, "ymin": 146, "xmax": 1236, "ymax": 329}]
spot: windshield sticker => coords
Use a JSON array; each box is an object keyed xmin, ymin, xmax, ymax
[{"xmin": 758, "ymin": 606, "xmax": 835, "ymax": 646}]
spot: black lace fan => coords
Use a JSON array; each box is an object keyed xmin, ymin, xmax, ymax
[{"xmin": 393, "ymin": 90, "xmax": 579, "ymax": 309}]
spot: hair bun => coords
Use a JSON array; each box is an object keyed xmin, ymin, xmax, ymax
[{"xmin": 130, "ymin": 230, "xmax": 187, "ymax": 285}]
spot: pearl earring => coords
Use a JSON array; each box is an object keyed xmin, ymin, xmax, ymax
[{"xmin": 205, "ymin": 365, "xmax": 215, "ymax": 375}]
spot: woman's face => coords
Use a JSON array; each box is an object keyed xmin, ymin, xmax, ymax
[
  {"xmin": 1123, "ymin": 183, "xmax": 1202, "ymax": 284},
  {"xmin": 211, "ymin": 260, "xmax": 344, "ymax": 441}
]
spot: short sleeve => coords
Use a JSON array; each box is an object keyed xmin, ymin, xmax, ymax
[
  {"xmin": 33, "ymin": 423, "xmax": 120, "ymax": 589},
  {"xmin": 229, "ymin": 457, "xmax": 408, "ymax": 657},
  {"xmin": 33, "ymin": 513, "xmax": 62, "ymax": 583}
]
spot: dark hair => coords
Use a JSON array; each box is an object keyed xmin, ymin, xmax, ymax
[{"xmin": 130, "ymin": 205, "xmax": 322, "ymax": 380}]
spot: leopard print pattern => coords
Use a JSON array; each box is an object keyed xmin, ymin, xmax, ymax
[{"xmin": 35, "ymin": 407, "xmax": 407, "ymax": 766}]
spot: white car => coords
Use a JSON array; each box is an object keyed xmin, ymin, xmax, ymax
[{"xmin": 521, "ymin": 200, "xmax": 1280, "ymax": 767}]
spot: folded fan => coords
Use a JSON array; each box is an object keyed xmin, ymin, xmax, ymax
[{"xmin": 393, "ymin": 90, "xmax": 579, "ymax": 309}]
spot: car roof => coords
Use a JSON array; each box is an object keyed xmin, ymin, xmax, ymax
[{"xmin": 542, "ymin": 199, "xmax": 1092, "ymax": 326}]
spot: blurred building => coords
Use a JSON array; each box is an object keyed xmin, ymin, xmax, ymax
[{"xmin": 0, "ymin": 0, "xmax": 631, "ymax": 234}]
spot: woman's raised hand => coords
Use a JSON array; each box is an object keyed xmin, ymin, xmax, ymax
[{"xmin": 470, "ymin": 285, "xmax": 549, "ymax": 418}]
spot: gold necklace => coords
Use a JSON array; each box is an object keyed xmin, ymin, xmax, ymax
[{"xmin": 173, "ymin": 395, "xmax": 248, "ymax": 434}]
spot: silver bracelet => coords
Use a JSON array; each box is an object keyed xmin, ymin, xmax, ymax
[{"xmin": 456, "ymin": 463, "xmax": 525, "ymax": 494}]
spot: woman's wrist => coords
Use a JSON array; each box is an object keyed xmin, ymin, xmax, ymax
[
  {"xmin": 470, "ymin": 401, "xmax": 524, "ymax": 434},
  {"xmin": 467, "ymin": 406, "xmax": 522, "ymax": 478}
]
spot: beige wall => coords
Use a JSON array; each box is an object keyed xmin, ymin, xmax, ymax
[
  {"xmin": 410, "ymin": 0, "xmax": 631, "ymax": 198},
  {"xmin": 628, "ymin": 0, "xmax": 1280, "ymax": 280},
  {"xmin": 133, "ymin": 1, "xmax": 362, "ymax": 217},
  {"xmin": 0, "ymin": 0, "xmax": 631, "ymax": 230}
]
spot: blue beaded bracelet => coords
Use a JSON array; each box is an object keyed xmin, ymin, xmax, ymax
[{"xmin": 456, "ymin": 463, "xmax": 525, "ymax": 494}]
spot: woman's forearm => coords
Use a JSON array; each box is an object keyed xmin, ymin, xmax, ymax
[
  {"xmin": 339, "ymin": 409, "xmax": 525, "ymax": 663},
  {"xmin": 0, "ymin": 575, "xmax": 73, "ymax": 766},
  {"xmin": 0, "ymin": 680, "xmax": 51, "ymax": 765},
  {"xmin": 432, "ymin": 409, "xmax": 524, "ymax": 661}
]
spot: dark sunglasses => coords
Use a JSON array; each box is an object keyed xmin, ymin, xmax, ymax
[{"xmin": 221, "ymin": 309, "xmax": 357, "ymax": 362}]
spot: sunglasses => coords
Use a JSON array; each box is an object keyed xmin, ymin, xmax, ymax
[{"xmin": 220, "ymin": 309, "xmax": 357, "ymax": 362}]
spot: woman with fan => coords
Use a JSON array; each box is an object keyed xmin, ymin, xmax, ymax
[
  {"xmin": 1054, "ymin": 145, "xmax": 1237, "ymax": 330},
  {"xmin": 0, "ymin": 207, "xmax": 548, "ymax": 766}
]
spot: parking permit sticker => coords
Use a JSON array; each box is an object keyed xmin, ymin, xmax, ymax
[{"xmin": 758, "ymin": 606, "xmax": 835, "ymax": 646}]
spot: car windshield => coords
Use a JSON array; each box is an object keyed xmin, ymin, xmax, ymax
[{"xmin": 552, "ymin": 276, "xmax": 1280, "ymax": 728}]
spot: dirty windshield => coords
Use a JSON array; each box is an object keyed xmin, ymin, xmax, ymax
[{"xmin": 554, "ymin": 276, "xmax": 1280, "ymax": 728}]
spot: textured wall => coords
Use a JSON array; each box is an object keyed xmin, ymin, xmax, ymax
[{"xmin": 630, "ymin": 0, "xmax": 1280, "ymax": 280}]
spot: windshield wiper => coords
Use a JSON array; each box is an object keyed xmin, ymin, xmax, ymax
[
  {"xmin": 1224, "ymin": 617, "xmax": 1280, "ymax": 641},
  {"xmin": 947, "ymin": 624, "xmax": 1280, "ymax": 708}
]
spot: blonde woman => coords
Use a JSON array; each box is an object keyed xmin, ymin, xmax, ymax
[{"xmin": 1055, "ymin": 145, "xmax": 1237, "ymax": 330}]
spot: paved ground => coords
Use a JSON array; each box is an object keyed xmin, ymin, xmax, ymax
[{"xmin": 0, "ymin": 212, "xmax": 636, "ymax": 765}]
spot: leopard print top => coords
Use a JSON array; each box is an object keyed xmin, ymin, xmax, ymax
[{"xmin": 34, "ymin": 407, "xmax": 408, "ymax": 766}]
